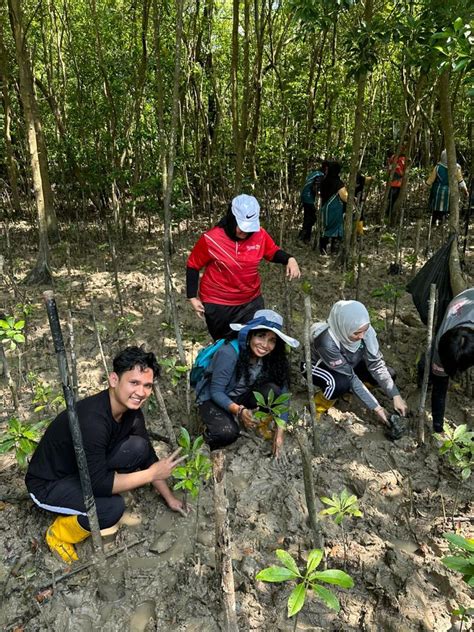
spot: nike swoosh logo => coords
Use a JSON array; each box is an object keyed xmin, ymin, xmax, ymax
[{"xmin": 245, "ymin": 213, "xmax": 256, "ymax": 219}]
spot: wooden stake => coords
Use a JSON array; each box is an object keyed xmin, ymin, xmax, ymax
[
  {"xmin": 295, "ymin": 424, "xmax": 322, "ymax": 549},
  {"xmin": 152, "ymin": 382, "xmax": 178, "ymax": 449},
  {"xmin": 303, "ymin": 295, "xmax": 319, "ymax": 454},
  {"xmin": 212, "ymin": 450, "xmax": 239, "ymax": 632},
  {"xmin": 418, "ymin": 283, "xmax": 437, "ymax": 443}
]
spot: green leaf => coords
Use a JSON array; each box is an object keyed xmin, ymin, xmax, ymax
[
  {"xmin": 192, "ymin": 436, "xmax": 204, "ymax": 452},
  {"xmin": 178, "ymin": 427, "xmax": 191, "ymax": 450},
  {"xmin": 320, "ymin": 496, "xmax": 337, "ymax": 506},
  {"xmin": 453, "ymin": 17, "xmax": 463, "ymax": 31},
  {"xmin": 256, "ymin": 566, "xmax": 298, "ymax": 583},
  {"xmin": 14, "ymin": 320, "xmax": 25, "ymax": 330},
  {"xmin": 253, "ymin": 391, "xmax": 267, "ymax": 407},
  {"xmin": 309, "ymin": 569, "xmax": 354, "ymax": 588},
  {"xmin": 443, "ymin": 533, "xmax": 474, "ymax": 552},
  {"xmin": 275, "ymin": 550, "xmax": 300, "ymax": 577},
  {"xmin": 441, "ymin": 556, "xmax": 473, "ymax": 574},
  {"xmin": 320, "ymin": 507, "xmax": 339, "ymax": 516},
  {"xmin": 312, "ymin": 583, "xmax": 340, "ymax": 612},
  {"xmin": 0, "ymin": 439, "xmax": 16, "ymax": 453},
  {"xmin": 453, "ymin": 425, "xmax": 467, "ymax": 440},
  {"xmin": 287, "ymin": 583, "xmax": 306, "ymax": 617},
  {"xmin": 461, "ymin": 468, "xmax": 471, "ymax": 480},
  {"xmin": 306, "ymin": 549, "xmax": 323, "ymax": 574}
]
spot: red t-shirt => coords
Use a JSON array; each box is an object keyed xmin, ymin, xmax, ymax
[
  {"xmin": 187, "ymin": 226, "xmax": 280, "ymax": 305},
  {"xmin": 388, "ymin": 154, "xmax": 406, "ymax": 188}
]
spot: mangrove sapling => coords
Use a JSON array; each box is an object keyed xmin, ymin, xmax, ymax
[
  {"xmin": 0, "ymin": 417, "xmax": 43, "ymax": 468},
  {"xmin": 371, "ymin": 282, "xmax": 403, "ymax": 338},
  {"xmin": 172, "ymin": 427, "xmax": 211, "ymax": 511},
  {"xmin": 441, "ymin": 533, "xmax": 474, "ymax": 588},
  {"xmin": 434, "ymin": 424, "xmax": 474, "ymax": 526},
  {"xmin": 253, "ymin": 389, "xmax": 290, "ymax": 438},
  {"xmin": 0, "ymin": 315, "xmax": 25, "ymax": 409},
  {"xmin": 159, "ymin": 358, "xmax": 189, "ymax": 387},
  {"xmin": 256, "ymin": 548, "xmax": 354, "ymax": 630},
  {"xmin": 450, "ymin": 605, "xmax": 474, "ymax": 632},
  {"xmin": 319, "ymin": 489, "xmax": 363, "ymax": 568}
]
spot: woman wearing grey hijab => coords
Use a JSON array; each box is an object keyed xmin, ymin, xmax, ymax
[
  {"xmin": 303, "ymin": 300, "xmax": 407, "ymax": 426},
  {"xmin": 426, "ymin": 150, "xmax": 468, "ymax": 225}
]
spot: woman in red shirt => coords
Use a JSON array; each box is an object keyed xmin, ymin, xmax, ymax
[{"xmin": 186, "ymin": 194, "xmax": 300, "ymax": 340}]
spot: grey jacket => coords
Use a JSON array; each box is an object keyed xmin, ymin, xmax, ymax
[{"xmin": 311, "ymin": 327, "xmax": 399, "ymax": 410}]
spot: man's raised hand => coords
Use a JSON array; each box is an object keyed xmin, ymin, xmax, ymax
[{"xmin": 148, "ymin": 447, "xmax": 187, "ymax": 482}]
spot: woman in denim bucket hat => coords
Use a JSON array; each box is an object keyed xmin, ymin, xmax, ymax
[
  {"xmin": 195, "ymin": 309, "xmax": 299, "ymax": 457},
  {"xmin": 186, "ymin": 194, "xmax": 300, "ymax": 341}
]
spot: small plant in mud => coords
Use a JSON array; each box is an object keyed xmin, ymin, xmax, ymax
[
  {"xmin": 256, "ymin": 548, "xmax": 354, "ymax": 628},
  {"xmin": 434, "ymin": 424, "xmax": 474, "ymax": 482},
  {"xmin": 371, "ymin": 283, "xmax": 403, "ymax": 334},
  {"xmin": 114, "ymin": 314, "xmax": 137, "ymax": 339},
  {"xmin": 0, "ymin": 316, "xmax": 25, "ymax": 351},
  {"xmin": 450, "ymin": 605, "xmax": 474, "ymax": 632},
  {"xmin": 434, "ymin": 423, "xmax": 473, "ymax": 525},
  {"xmin": 172, "ymin": 427, "xmax": 211, "ymax": 510},
  {"xmin": 253, "ymin": 389, "xmax": 290, "ymax": 438},
  {"xmin": 320, "ymin": 489, "xmax": 363, "ymax": 567},
  {"xmin": 27, "ymin": 372, "xmax": 65, "ymax": 415},
  {"xmin": 0, "ymin": 417, "xmax": 43, "ymax": 468},
  {"xmin": 441, "ymin": 533, "xmax": 474, "ymax": 588},
  {"xmin": 159, "ymin": 358, "xmax": 189, "ymax": 387}
]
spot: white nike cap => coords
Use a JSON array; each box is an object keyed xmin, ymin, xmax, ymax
[{"xmin": 231, "ymin": 194, "xmax": 260, "ymax": 233}]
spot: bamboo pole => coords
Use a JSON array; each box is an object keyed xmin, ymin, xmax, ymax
[
  {"xmin": 418, "ymin": 284, "xmax": 437, "ymax": 443},
  {"xmin": 212, "ymin": 450, "xmax": 239, "ymax": 632}
]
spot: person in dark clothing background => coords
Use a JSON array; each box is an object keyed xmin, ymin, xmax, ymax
[
  {"xmin": 298, "ymin": 167, "xmax": 324, "ymax": 244},
  {"xmin": 25, "ymin": 347, "xmax": 187, "ymax": 564},
  {"xmin": 319, "ymin": 161, "xmax": 348, "ymax": 254},
  {"xmin": 186, "ymin": 194, "xmax": 300, "ymax": 341},
  {"xmin": 429, "ymin": 288, "xmax": 474, "ymax": 432}
]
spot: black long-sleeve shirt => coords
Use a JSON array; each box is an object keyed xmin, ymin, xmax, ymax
[{"xmin": 25, "ymin": 390, "xmax": 157, "ymax": 497}]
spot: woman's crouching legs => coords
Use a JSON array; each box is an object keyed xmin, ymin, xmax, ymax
[{"xmin": 199, "ymin": 401, "xmax": 240, "ymax": 450}]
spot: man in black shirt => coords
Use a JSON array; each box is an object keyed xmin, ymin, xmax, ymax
[{"xmin": 26, "ymin": 347, "xmax": 186, "ymax": 563}]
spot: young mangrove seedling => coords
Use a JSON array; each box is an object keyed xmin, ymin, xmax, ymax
[
  {"xmin": 320, "ymin": 489, "xmax": 363, "ymax": 567},
  {"xmin": 0, "ymin": 417, "xmax": 43, "ymax": 468},
  {"xmin": 253, "ymin": 389, "xmax": 291, "ymax": 438},
  {"xmin": 434, "ymin": 423, "xmax": 474, "ymax": 525},
  {"xmin": 256, "ymin": 548, "xmax": 354, "ymax": 629},
  {"xmin": 0, "ymin": 316, "xmax": 26, "ymax": 351},
  {"xmin": 441, "ymin": 532, "xmax": 474, "ymax": 588},
  {"xmin": 172, "ymin": 427, "xmax": 211, "ymax": 510},
  {"xmin": 159, "ymin": 358, "xmax": 189, "ymax": 387}
]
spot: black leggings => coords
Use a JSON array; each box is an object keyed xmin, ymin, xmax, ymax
[
  {"xmin": 28, "ymin": 435, "xmax": 150, "ymax": 530},
  {"xmin": 203, "ymin": 295, "xmax": 264, "ymax": 341},
  {"xmin": 303, "ymin": 360, "xmax": 395, "ymax": 400},
  {"xmin": 199, "ymin": 382, "xmax": 282, "ymax": 450}
]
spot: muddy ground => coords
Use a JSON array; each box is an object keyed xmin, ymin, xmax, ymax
[{"xmin": 0, "ymin": 206, "xmax": 473, "ymax": 631}]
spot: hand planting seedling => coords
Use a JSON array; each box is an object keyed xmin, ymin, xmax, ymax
[
  {"xmin": 0, "ymin": 417, "xmax": 43, "ymax": 468},
  {"xmin": 320, "ymin": 489, "xmax": 363, "ymax": 567},
  {"xmin": 256, "ymin": 548, "xmax": 354, "ymax": 629},
  {"xmin": 172, "ymin": 427, "xmax": 211, "ymax": 510},
  {"xmin": 253, "ymin": 389, "xmax": 290, "ymax": 431}
]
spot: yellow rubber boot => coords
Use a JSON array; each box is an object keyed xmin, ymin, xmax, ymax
[
  {"xmin": 356, "ymin": 220, "xmax": 364, "ymax": 236},
  {"xmin": 46, "ymin": 515, "xmax": 90, "ymax": 563},
  {"xmin": 313, "ymin": 391, "xmax": 336, "ymax": 415}
]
